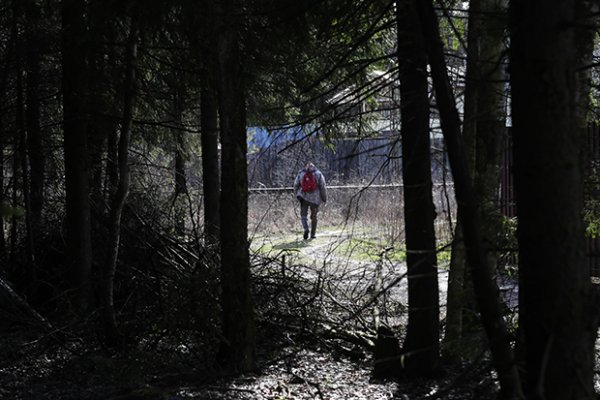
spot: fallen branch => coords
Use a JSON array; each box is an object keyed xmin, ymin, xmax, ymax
[{"xmin": 0, "ymin": 276, "xmax": 51, "ymax": 329}]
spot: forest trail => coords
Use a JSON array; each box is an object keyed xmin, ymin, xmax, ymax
[{"xmin": 252, "ymin": 228, "xmax": 451, "ymax": 319}]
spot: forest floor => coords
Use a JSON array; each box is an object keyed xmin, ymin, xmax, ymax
[{"xmin": 1, "ymin": 229, "xmax": 504, "ymax": 400}]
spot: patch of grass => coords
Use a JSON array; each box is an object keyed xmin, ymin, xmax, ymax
[
  {"xmin": 334, "ymin": 237, "xmax": 406, "ymax": 262},
  {"xmin": 272, "ymin": 239, "xmax": 311, "ymax": 251},
  {"xmin": 250, "ymin": 233, "xmax": 311, "ymax": 259},
  {"xmin": 437, "ymin": 248, "xmax": 452, "ymax": 268}
]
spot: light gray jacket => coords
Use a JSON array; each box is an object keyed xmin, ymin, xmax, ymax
[{"xmin": 294, "ymin": 166, "xmax": 327, "ymax": 206}]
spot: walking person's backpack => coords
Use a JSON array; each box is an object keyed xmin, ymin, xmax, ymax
[{"xmin": 301, "ymin": 170, "xmax": 318, "ymax": 193}]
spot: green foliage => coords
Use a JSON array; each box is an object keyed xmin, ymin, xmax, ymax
[
  {"xmin": 438, "ymin": 8, "xmax": 466, "ymax": 52},
  {"xmin": 499, "ymin": 216, "xmax": 518, "ymax": 248},
  {"xmin": 584, "ymin": 201, "xmax": 600, "ymax": 238},
  {"xmin": 584, "ymin": 170, "xmax": 600, "ymax": 238},
  {"xmin": 335, "ymin": 238, "xmax": 406, "ymax": 262},
  {"xmin": 0, "ymin": 203, "xmax": 24, "ymax": 218}
]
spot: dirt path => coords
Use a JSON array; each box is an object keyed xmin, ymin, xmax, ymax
[{"xmin": 252, "ymin": 228, "xmax": 450, "ymax": 321}]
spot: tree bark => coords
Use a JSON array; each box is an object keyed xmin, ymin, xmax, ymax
[
  {"xmin": 201, "ymin": 85, "xmax": 220, "ymax": 246},
  {"xmin": 172, "ymin": 87, "xmax": 187, "ymax": 236},
  {"xmin": 510, "ymin": 1, "xmax": 597, "ymax": 398},
  {"xmin": 415, "ymin": 1, "xmax": 522, "ymax": 398},
  {"xmin": 443, "ymin": 0, "xmax": 508, "ymax": 361},
  {"xmin": 24, "ymin": 0, "xmax": 44, "ymax": 237},
  {"xmin": 0, "ymin": 61, "xmax": 7, "ymax": 258},
  {"xmin": 13, "ymin": 0, "xmax": 36, "ymax": 294},
  {"xmin": 102, "ymin": 19, "xmax": 138, "ymax": 342},
  {"xmin": 396, "ymin": 0, "xmax": 440, "ymax": 377},
  {"xmin": 215, "ymin": 0, "xmax": 255, "ymax": 373},
  {"xmin": 61, "ymin": 0, "xmax": 93, "ymax": 314},
  {"xmin": 472, "ymin": 0, "xmax": 508, "ymax": 274},
  {"xmin": 198, "ymin": 2, "xmax": 221, "ymax": 248},
  {"xmin": 0, "ymin": 120, "xmax": 5, "ymax": 258}
]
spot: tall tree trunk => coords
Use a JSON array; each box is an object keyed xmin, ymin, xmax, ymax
[
  {"xmin": 198, "ymin": 1, "xmax": 221, "ymax": 248},
  {"xmin": 0, "ymin": 68, "xmax": 6, "ymax": 259},
  {"xmin": 415, "ymin": 1, "xmax": 522, "ymax": 398},
  {"xmin": 510, "ymin": 1, "xmax": 597, "ymax": 398},
  {"xmin": 473, "ymin": 0, "xmax": 508, "ymax": 274},
  {"xmin": 13, "ymin": 0, "xmax": 36, "ymax": 293},
  {"xmin": 61, "ymin": 0, "xmax": 93, "ymax": 314},
  {"xmin": 24, "ymin": 0, "xmax": 44, "ymax": 238},
  {"xmin": 215, "ymin": 0, "xmax": 255, "ymax": 373},
  {"xmin": 396, "ymin": 0, "xmax": 439, "ymax": 377},
  {"xmin": 106, "ymin": 128, "xmax": 119, "ymax": 198},
  {"xmin": 443, "ymin": 218, "xmax": 467, "ymax": 360},
  {"xmin": 88, "ymin": 2, "xmax": 118, "ymax": 217},
  {"xmin": 443, "ymin": 0, "xmax": 508, "ymax": 361},
  {"xmin": 200, "ymin": 84, "xmax": 220, "ymax": 247},
  {"xmin": 102, "ymin": 19, "xmax": 138, "ymax": 342},
  {"xmin": 442, "ymin": 0, "xmax": 481, "ymax": 361},
  {"xmin": 0, "ymin": 119, "xmax": 5, "ymax": 258},
  {"xmin": 574, "ymin": 1, "xmax": 598, "ymax": 128},
  {"xmin": 172, "ymin": 87, "xmax": 187, "ymax": 236}
]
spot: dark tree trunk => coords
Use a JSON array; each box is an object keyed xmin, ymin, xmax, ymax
[
  {"xmin": 443, "ymin": 0, "xmax": 508, "ymax": 362},
  {"xmin": 472, "ymin": 0, "xmax": 507, "ymax": 274},
  {"xmin": 215, "ymin": 0, "xmax": 255, "ymax": 373},
  {"xmin": 396, "ymin": 0, "xmax": 439, "ymax": 377},
  {"xmin": 24, "ymin": 0, "xmax": 44, "ymax": 236},
  {"xmin": 87, "ymin": 2, "xmax": 118, "ymax": 216},
  {"xmin": 574, "ymin": 1, "xmax": 598, "ymax": 128},
  {"xmin": 102, "ymin": 19, "xmax": 138, "ymax": 342},
  {"xmin": 442, "ymin": 0, "xmax": 482, "ymax": 359},
  {"xmin": 198, "ymin": 1, "xmax": 221, "ymax": 248},
  {"xmin": 13, "ymin": 0, "xmax": 36, "ymax": 292},
  {"xmin": 0, "ymin": 122, "xmax": 4, "ymax": 258},
  {"xmin": 0, "ymin": 63, "xmax": 6, "ymax": 259},
  {"xmin": 173, "ymin": 91, "xmax": 187, "ymax": 198},
  {"xmin": 61, "ymin": 0, "xmax": 93, "ymax": 313},
  {"xmin": 172, "ymin": 88, "xmax": 187, "ymax": 236},
  {"xmin": 510, "ymin": 1, "xmax": 597, "ymax": 398},
  {"xmin": 415, "ymin": 1, "xmax": 522, "ymax": 398},
  {"xmin": 106, "ymin": 128, "xmax": 119, "ymax": 198},
  {"xmin": 200, "ymin": 84, "xmax": 220, "ymax": 246}
]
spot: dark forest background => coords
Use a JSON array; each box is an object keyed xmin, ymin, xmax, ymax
[{"xmin": 1, "ymin": 0, "xmax": 600, "ymax": 399}]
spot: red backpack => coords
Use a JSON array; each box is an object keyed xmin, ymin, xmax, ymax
[{"xmin": 301, "ymin": 170, "xmax": 318, "ymax": 193}]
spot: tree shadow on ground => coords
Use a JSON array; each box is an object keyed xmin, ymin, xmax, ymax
[{"xmin": 272, "ymin": 239, "xmax": 311, "ymax": 251}]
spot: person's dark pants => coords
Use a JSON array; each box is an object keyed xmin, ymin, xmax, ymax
[{"xmin": 299, "ymin": 198, "xmax": 319, "ymax": 238}]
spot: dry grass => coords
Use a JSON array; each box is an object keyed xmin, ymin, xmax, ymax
[{"xmin": 248, "ymin": 185, "xmax": 456, "ymax": 249}]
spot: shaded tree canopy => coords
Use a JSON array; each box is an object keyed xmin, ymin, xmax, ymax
[{"xmin": 0, "ymin": 0, "xmax": 599, "ymax": 398}]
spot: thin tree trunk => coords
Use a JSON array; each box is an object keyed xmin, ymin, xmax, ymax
[
  {"xmin": 574, "ymin": 1, "xmax": 598, "ymax": 128},
  {"xmin": 200, "ymin": 84, "xmax": 220, "ymax": 246},
  {"xmin": 443, "ymin": 0, "xmax": 508, "ymax": 362},
  {"xmin": 10, "ymin": 139, "xmax": 18, "ymax": 264},
  {"xmin": 13, "ymin": 0, "xmax": 36, "ymax": 293},
  {"xmin": 61, "ymin": 0, "xmax": 93, "ymax": 314},
  {"xmin": 415, "ymin": 1, "xmax": 522, "ymax": 398},
  {"xmin": 198, "ymin": 1, "xmax": 220, "ymax": 248},
  {"xmin": 215, "ymin": 0, "xmax": 255, "ymax": 373},
  {"xmin": 172, "ymin": 88, "xmax": 187, "ymax": 236},
  {"xmin": 442, "ymin": 0, "xmax": 480, "ymax": 360},
  {"xmin": 0, "ymin": 121, "xmax": 5, "ymax": 258},
  {"xmin": 510, "ymin": 1, "xmax": 597, "ymax": 398},
  {"xmin": 472, "ymin": 0, "xmax": 508, "ymax": 275},
  {"xmin": 24, "ymin": 0, "xmax": 44, "ymax": 236},
  {"xmin": 396, "ymin": 0, "xmax": 439, "ymax": 377},
  {"xmin": 102, "ymin": 19, "xmax": 138, "ymax": 342},
  {"xmin": 0, "ymin": 58, "xmax": 7, "ymax": 258},
  {"xmin": 443, "ymin": 217, "xmax": 466, "ymax": 360},
  {"xmin": 106, "ymin": 128, "xmax": 119, "ymax": 198}
]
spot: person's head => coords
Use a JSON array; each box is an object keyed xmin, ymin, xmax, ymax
[{"xmin": 305, "ymin": 162, "xmax": 315, "ymax": 170}]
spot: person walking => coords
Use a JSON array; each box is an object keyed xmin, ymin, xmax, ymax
[{"xmin": 294, "ymin": 162, "xmax": 327, "ymax": 239}]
